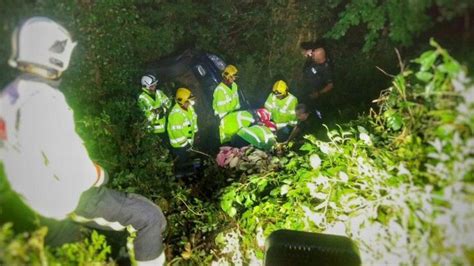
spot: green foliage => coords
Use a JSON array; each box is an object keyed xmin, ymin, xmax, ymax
[
  {"xmin": 0, "ymin": 223, "xmax": 113, "ymax": 265},
  {"xmin": 54, "ymin": 230, "xmax": 112, "ymax": 265},
  {"xmin": 327, "ymin": 0, "xmax": 474, "ymax": 52},
  {"xmin": 1, "ymin": 0, "xmax": 473, "ymax": 263},
  {"xmin": 213, "ymin": 43, "xmax": 474, "ymax": 264}
]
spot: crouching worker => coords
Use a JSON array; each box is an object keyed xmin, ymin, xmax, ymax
[
  {"xmin": 230, "ymin": 109, "xmax": 277, "ymax": 151},
  {"xmin": 218, "ymin": 110, "xmax": 255, "ymax": 144},
  {"xmin": 285, "ymin": 103, "xmax": 322, "ymax": 148},
  {"xmin": 0, "ymin": 17, "xmax": 166, "ymax": 265},
  {"xmin": 139, "ymin": 74, "xmax": 171, "ymax": 135},
  {"xmin": 167, "ymin": 88, "xmax": 198, "ymax": 166},
  {"xmin": 264, "ymin": 80, "xmax": 298, "ymax": 142}
]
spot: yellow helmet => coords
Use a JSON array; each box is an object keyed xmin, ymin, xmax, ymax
[
  {"xmin": 222, "ymin": 64, "xmax": 238, "ymax": 80},
  {"xmin": 272, "ymin": 80, "xmax": 288, "ymax": 96},
  {"xmin": 176, "ymin": 87, "xmax": 193, "ymax": 105}
]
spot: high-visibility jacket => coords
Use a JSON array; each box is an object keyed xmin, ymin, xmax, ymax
[
  {"xmin": 138, "ymin": 88, "xmax": 171, "ymax": 133},
  {"xmin": 219, "ymin": 110, "xmax": 255, "ymax": 144},
  {"xmin": 236, "ymin": 125, "xmax": 276, "ymax": 151},
  {"xmin": 212, "ymin": 82, "xmax": 240, "ymax": 118},
  {"xmin": 167, "ymin": 103, "xmax": 198, "ymax": 148},
  {"xmin": 264, "ymin": 92, "xmax": 298, "ymax": 129},
  {"xmin": 0, "ymin": 74, "xmax": 102, "ymax": 220}
]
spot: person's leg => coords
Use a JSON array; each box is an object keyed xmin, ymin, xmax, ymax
[
  {"xmin": 172, "ymin": 146, "xmax": 190, "ymax": 165},
  {"xmin": 230, "ymin": 134, "xmax": 249, "ymax": 148},
  {"xmin": 72, "ymin": 187, "xmax": 166, "ymax": 264}
]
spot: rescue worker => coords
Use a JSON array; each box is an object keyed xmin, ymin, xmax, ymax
[
  {"xmin": 300, "ymin": 44, "xmax": 334, "ymax": 114},
  {"xmin": 218, "ymin": 110, "xmax": 255, "ymax": 144},
  {"xmin": 138, "ymin": 74, "xmax": 171, "ymax": 134},
  {"xmin": 264, "ymin": 80, "xmax": 298, "ymax": 142},
  {"xmin": 0, "ymin": 17, "xmax": 166, "ymax": 265},
  {"xmin": 167, "ymin": 87, "xmax": 198, "ymax": 164},
  {"xmin": 230, "ymin": 109, "xmax": 276, "ymax": 151},
  {"xmin": 212, "ymin": 65, "xmax": 241, "ymax": 119},
  {"xmin": 285, "ymin": 103, "xmax": 322, "ymax": 147}
]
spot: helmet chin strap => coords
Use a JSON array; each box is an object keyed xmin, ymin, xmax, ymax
[{"xmin": 18, "ymin": 63, "xmax": 61, "ymax": 80}]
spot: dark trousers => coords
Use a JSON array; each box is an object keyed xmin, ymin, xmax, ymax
[
  {"xmin": 230, "ymin": 134, "xmax": 249, "ymax": 148},
  {"xmin": 1, "ymin": 166, "xmax": 166, "ymax": 261},
  {"xmin": 172, "ymin": 145, "xmax": 190, "ymax": 166},
  {"xmin": 42, "ymin": 187, "xmax": 166, "ymax": 262}
]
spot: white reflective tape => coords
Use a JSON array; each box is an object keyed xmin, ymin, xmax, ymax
[
  {"xmin": 216, "ymin": 98, "xmax": 231, "ymax": 106},
  {"xmin": 237, "ymin": 112, "xmax": 243, "ymax": 129},
  {"xmin": 242, "ymin": 128, "xmax": 259, "ymax": 143},
  {"xmin": 71, "ymin": 213, "xmax": 137, "ymax": 232},
  {"xmin": 277, "ymin": 122, "xmax": 288, "ymax": 128},
  {"xmin": 220, "ymin": 117, "xmax": 225, "ymax": 129},
  {"xmin": 170, "ymin": 136, "xmax": 187, "ymax": 144},
  {"xmin": 171, "ymin": 125, "xmax": 183, "ymax": 130},
  {"xmin": 258, "ymin": 127, "xmax": 270, "ymax": 143}
]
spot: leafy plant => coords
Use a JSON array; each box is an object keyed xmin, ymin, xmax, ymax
[{"xmin": 214, "ymin": 41, "xmax": 474, "ymax": 265}]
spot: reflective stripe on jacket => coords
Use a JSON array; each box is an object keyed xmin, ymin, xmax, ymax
[
  {"xmin": 236, "ymin": 125, "xmax": 276, "ymax": 151},
  {"xmin": 212, "ymin": 82, "xmax": 240, "ymax": 118},
  {"xmin": 167, "ymin": 103, "xmax": 198, "ymax": 148},
  {"xmin": 138, "ymin": 89, "xmax": 171, "ymax": 133},
  {"xmin": 264, "ymin": 92, "xmax": 298, "ymax": 129},
  {"xmin": 219, "ymin": 110, "xmax": 255, "ymax": 143}
]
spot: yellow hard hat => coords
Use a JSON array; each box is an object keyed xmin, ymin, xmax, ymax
[
  {"xmin": 272, "ymin": 80, "xmax": 288, "ymax": 95},
  {"xmin": 222, "ymin": 64, "xmax": 238, "ymax": 79},
  {"xmin": 176, "ymin": 87, "xmax": 193, "ymax": 105}
]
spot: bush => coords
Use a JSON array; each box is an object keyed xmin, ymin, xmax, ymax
[{"xmin": 213, "ymin": 40, "xmax": 474, "ymax": 265}]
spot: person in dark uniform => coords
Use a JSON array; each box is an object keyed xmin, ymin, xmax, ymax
[
  {"xmin": 300, "ymin": 44, "xmax": 334, "ymax": 116},
  {"xmin": 285, "ymin": 104, "xmax": 322, "ymax": 148}
]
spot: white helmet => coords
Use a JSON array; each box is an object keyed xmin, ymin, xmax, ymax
[
  {"xmin": 8, "ymin": 17, "xmax": 77, "ymax": 77},
  {"xmin": 141, "ymin": 74, "xmax": 158, "ymax": 88}
]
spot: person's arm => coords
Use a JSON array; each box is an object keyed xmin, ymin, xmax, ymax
[
  {"xmin": 264, "ymin": 94, "xmax": 274, "ymax": 111},
  {"xmin": 234, "ymin": 83, "xmax": 241, "ymax": 110},
  {"xmin": 192, "ymin": 107, "xmax": 198, "ymax": 133},
  {"xmin": 288, "ymin": 96, "xmax": 298, "ymax": 127},
  {"xmin": 161, "ymin": 91, "xmax": 172, "ymax": 110},
  {"xmin": 138, "ymin": 95, "xmax": 155, "ymax": 121},
  {"xmin": 320, "ymin": 82, "xmax": 334, "ymax": 95},
  {"xmin": 285, "ymin": 125, "xmax": 301, "ymax": 143},
  {"xmin": 311, "ymin": 82, "xmax": 333, "ymax": 99}
]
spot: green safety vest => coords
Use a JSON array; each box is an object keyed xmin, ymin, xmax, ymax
[
  {"xmin": 138, "ymin": 88, "xmax": 171, "ymax": 133},
  {"xmin": 212, "ymin": 82, "xmax": 241, "ymax": 118},
  {"xmin": 237, "ymin": 125, "xmax": 276, "ymax": 151},
  {"xmin": 167, "ymin": 103, "xmax": 198, "ymax": 148},
  {"xmin": 219, "ymin": 110, "xmax": 255, "ymax": 144},
  {"xmin": 264, "ymin": 92, "xmax": 298, "ymax": 129}
]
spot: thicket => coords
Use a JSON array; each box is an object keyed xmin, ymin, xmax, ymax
[
  {"xmin": 1, "ymin": 39, "xmax": 473, "ymax": 265},
  {"xmin": 1, "ymin": 0, "xmax": 473, "ymax": 265}
]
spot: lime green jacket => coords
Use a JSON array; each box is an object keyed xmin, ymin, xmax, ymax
[
  {"xmin": 219, "ymin": 110, "xmax": 255, "ymax": 143},
  {"xmin": 138, "ymin": 88, "xmax": 171, "ymax": 133},
  {"xmin": 212, "ymin": 82, "xmax": 241, "ymax": 118},
  {"xmin": 264, "ymin": 92, "xmax": 298, "ymax": 129},
  {"xmin": 167, "ymin": 103, "xmax": 198, "ymax": 148},
  {"xmin": 237, "ymin": 125, "xmax": 276, "ymax": 151}
]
